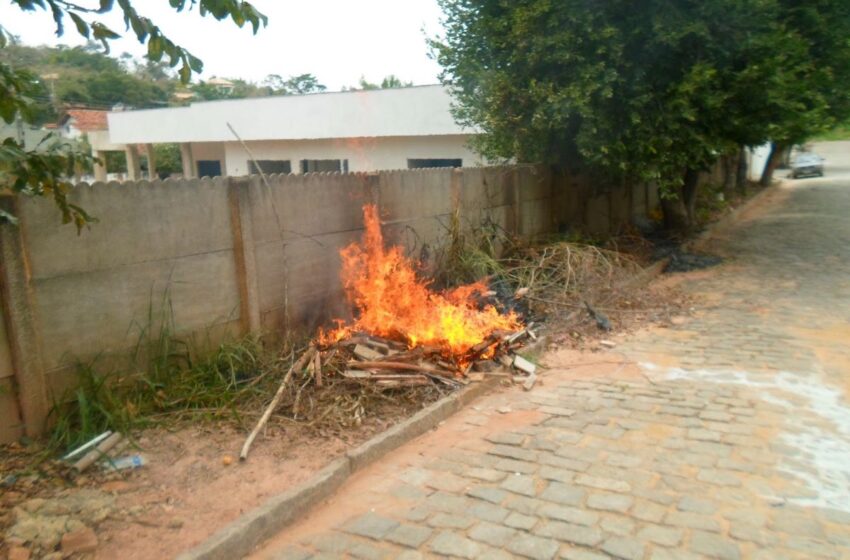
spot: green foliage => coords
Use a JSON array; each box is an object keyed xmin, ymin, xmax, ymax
[
  {"xmin": 47, "ymin": 294, "xmax": 292, "ymax": 454},
  {"xmin": 0, "ymin": 0, "xmax": 267, "ymax": 229},
  {"xmin": 433, "ymin": 0, "xmax": 850, "ymax": 227},
  {"xmin": 9, "ymin": 0, "xmax": 267, "ymax": 84},
  {"xmin": 263, "ymin": 73, "xmax": 327, "ymax": 95},
  {"xmin": 347, "ymin": 75, "xmax": 414, "ymax": 91},
  {"xmin": 153, "ymin": 143, "xmax": 181, "ymax": 177}
]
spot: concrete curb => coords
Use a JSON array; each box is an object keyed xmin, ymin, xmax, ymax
[{"xmin": 176, "ymin": 376, "xmax": 501, "ymax": 560}]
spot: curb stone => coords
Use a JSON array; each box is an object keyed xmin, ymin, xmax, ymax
[{"xmin": 176, "ymin": 376, "xmax": 501, "ymax": 560}]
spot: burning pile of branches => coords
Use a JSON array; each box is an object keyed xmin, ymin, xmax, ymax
[{"xmin": 240, "ymin": 205, "xmax": 535, "ymax": 460}]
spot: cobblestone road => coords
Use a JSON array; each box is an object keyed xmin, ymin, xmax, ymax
[{"xmin": 251, "ymin": 143, "xmax": 850, "ymax": 560}]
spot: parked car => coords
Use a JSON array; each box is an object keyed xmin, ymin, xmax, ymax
[{"xmin": 789, "ymin": 153, "xmax": 824, "ymax": 179}]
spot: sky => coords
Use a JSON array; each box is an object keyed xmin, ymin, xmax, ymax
[{"xmin": 1, "ymin": 0, "xmax": 447, "ymax": 91}]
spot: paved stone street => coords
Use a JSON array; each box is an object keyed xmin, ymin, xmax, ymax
[{"xmin": 251, "ymin": 142, "xmax": 850, "ymax": 560}]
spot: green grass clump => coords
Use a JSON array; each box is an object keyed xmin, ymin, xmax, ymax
[{"xmin": 46, "ymin": 294, "xmax": 296, "ymax": 455}]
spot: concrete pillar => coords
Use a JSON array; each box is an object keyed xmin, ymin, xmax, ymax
[
  {"xmin": 0, "ymin": 196, "xmax": 49, "ymax": 438},
  {"xmin": 180, "ymin": 142, "xmax": 196, "ymax": 178},
  {"xmin": 144, "ymin": 144, "xmax": 157, "ymax": 180},
  {"xmin": 93, "ymin": 150, "xmax": 107, "ymax": 182},
  {"xmin": 125, "ymin": 145, "xmax": 141, "ymax": 181}
]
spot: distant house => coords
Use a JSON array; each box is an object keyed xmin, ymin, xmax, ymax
[
  {"xmin": 105, "ymin": 85, "xmax": 484, "ymax": 180},
  {"xmin": 53, "ymin": 108, "xmax": 128, "ymax": 181}
]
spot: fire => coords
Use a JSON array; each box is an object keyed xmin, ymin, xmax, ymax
[{"xmin": 320, "ymin": 204, "xmax": 520, "ymax": 357}]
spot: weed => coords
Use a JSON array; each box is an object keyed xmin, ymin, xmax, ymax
[{"xmin": 45, "ymin": 292, "xmax": 299, "ymax": 455}]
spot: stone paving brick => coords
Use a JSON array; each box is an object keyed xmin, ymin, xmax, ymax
[
  {"xmin": 559, "ymin": 548, "xmax": 610, "ymax": 560},
  {"xmin": 506, "ymin": 495, "xmax": 546, "ymax": 515},
  {"xmin": 677, "ymin": 496, "xmax": 717, "ymax": 514},
  {"xmin": 728, "ymin": 523, "xmax": 778, "ymax": 547},
  {"xmin": 696, "ymin": 469, "xmax": 742, "ymax": 487},
  {"xmin": 384, "ymin": 524, "xmax": 432, "ymax": 549},
  {"xmin": 599, "ymin": 515, "xmax": 635, "ymax": 536},
  {"xmin": 631, "ymin": 499, "xmax": 667, "ymax": 523},
  {"xmin": 426, "ymin": 531, "xmax": 482, "ymax": 558},
  {"xmin": 427, "ymin": 512, "xmax": 475, "ymax": 529},
  {"xmin": 267, "ymin": 545, "xmax": 311, "ymax": 560},
  {"xmin": 636, "ymin": 524, "xmax": 684, "ymax": 546},
  {"xmin": 466, "ymin": 486, "xmax": 508, "ymax": 504},
  {"xmin": 487, "ymin": 433, "xmax": 527, "ymax": 446},
  {"xmin": 504, "ymin": 511, "xmax": 539, "ymax": 531},
  {"xmin": 600, "ymin": 536, "xmax": 645, "ymax": 560},
  {"xmin": 469, "ymin": 501, "xmax": 511, "ymax": 523},
  {"xmin": 340, "ymin": 513, "xmax": 400, "ymax": 540},
  {"xmin": 689, "ymin": 530, "xmax": 741, "ymax": 559},
  {"xmin": 540, "ymin": 482, "xmax": 586, "ymax": 506},
  {"xmin": 425, "ymin": 491, "xmax": 471, "ymax": 513},
  {"xmin": 468, "ymin": 521, "xmax": 519, "ymax": 547},
  {"xmin": 490, "ymin": 444, "xmax": 540, "ymax": 462},
  {"xmin": 506, "ymin": 533, "xmax": 561, "ymax": 560},
  {"xmin": 539, "ymin": 453, "xmax": 589, "ymax": 473},
  {"xmin": 576, "ymin": 471, "xmax": 633, "ymax": 492},
  {"xmin": 494, "ymin": 458, "xmax": 540, "ymax": 474},
  {"xmin": 537, "ymin": 503, "xmax": 599, "ymax": 527},
  {"xmin": 502, "ymin": 474, "xmax": 539, "ymax": 497},
  {"xmin": 586, "ymin": 493, "xmax": 633, "ymax": 513},
  {"xmin": 664, "ymin": 511, "xmax": 721, "ymax": 533},
  {"xmin": 465, "ymin": 467, "xmax": 508, "ymax": 482},
  {"xmin": 533, "ymin": 521, "xmax": 603, "ymax": 547}
]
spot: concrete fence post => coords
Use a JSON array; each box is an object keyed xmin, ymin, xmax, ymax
[
  {"xmin": 93, "ymin": 150, "xmax": 107, "ymax": 182},
  {"xmin": 0, "ymin": 196, "xmax": 49, "ymax": 437},
  {"xmin": 512, "ymin": 167, "xmax": 523, "ymax": 236},
  {"xmin": 227, "ymin": 177, "xmax": 261, "ymax": 336},
  {"xmin": 180, "ymin": 143, "xmax": 196, "ymax": 179},
  {"xmin": 125, "ymin": 144, "xmax": 141, "ymax": 181}
]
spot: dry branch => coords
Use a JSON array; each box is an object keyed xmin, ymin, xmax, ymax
[{"xmin": 240, "ymin": 345, "xmax": 317, "ymax": 461}]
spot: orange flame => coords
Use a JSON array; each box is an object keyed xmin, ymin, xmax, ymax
[{"xmin": 320, "ymin": 204, "xmax": 520, "ymax": 356}]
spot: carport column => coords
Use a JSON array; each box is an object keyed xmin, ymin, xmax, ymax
[
  {"xmin": 125, "ymin": 144, "xmax": 141, "ymax": 181},
  {"xmin": 180, "ymin": 142, "xmax": 196, "ymax": 178},
  {"xmin": 93, "ymin": 150, "xmax": 107, "ymax": 182},
  {"xmin": 144, "ymin": 144, "xmax": 157, "ymax": 180}
]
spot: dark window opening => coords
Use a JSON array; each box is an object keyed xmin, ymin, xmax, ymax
[
  {"xmin": 300, "ymin": 159, "xmax": 348, "ymax": 173},
  {"xmin": 249, "ymin": 160, "xmax": 292, "ymax": 175},
  {"xmin": 197, "ymin": 160, "xmax": 222, "ymax": 177},
  {"xmin": 407, "ymin": 158, "xmax": 462, "ymax": 169}
]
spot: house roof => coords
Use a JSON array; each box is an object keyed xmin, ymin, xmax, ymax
[
  {"xmin": 107, "ymin": 85, "xmax": 474, "ymax": 144},
  {"xmin": 63, "ymin": 109, "xmax": 109, "ymax": 131}
]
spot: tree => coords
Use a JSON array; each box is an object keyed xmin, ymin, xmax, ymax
[
  {"xmin": 1, "ymin": 1, "xmax": 267, "ymax": 230},
  {"xmin": 262, "ymin": 73, "xmax": 326, "ymax": 95},
  {"xmin": 380, "ymin": 75, "xmax": 413, "ymax": 89},
  {"xmin": 432, "ymin": 0, "xmax": 850, "ymax": 229},
  {"xmin": 348, "ymin": 75, "xmax": 413, "ymax": 91}
]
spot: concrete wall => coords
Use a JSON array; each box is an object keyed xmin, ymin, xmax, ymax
[
  {"xmin": 219, "ymin": 135, "xmax": 483, "ymax": 176},
  {"xmin": 0, "ymin": 165, "xmax": 662, "ymax": 442}
]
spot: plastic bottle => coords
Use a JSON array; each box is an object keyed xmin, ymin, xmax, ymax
[{"xmin": 104, "ymin": 455, "xmax": 147, "ymax": 470}]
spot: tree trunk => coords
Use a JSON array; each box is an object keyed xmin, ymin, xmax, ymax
[
  {"xmin": 722, "ymin": 154, "xmax": 735, "ymax": 197},
  {"xmin": 682, "ymin": 168, "xmax": 700, "ymax": 226},
  {"xmin": 660, "ymin": 195, "xmax": 688, "ymax": 231},
  {"xmin": 736, "ymin": 145, "xmax": 748, "ymax": 194},
  {"xmin": 760, "ymin": 142, "xmax": 786, "ymax": 186}
]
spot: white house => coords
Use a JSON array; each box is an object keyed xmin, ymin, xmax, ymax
[{"xmin": 105, "ymin": 85, "xmax": 484, "ymax": 180}]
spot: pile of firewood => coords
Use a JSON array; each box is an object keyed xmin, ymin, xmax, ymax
[{"xmin": 239, "ymin": 323, "xmax": 538, "ymax": 460}]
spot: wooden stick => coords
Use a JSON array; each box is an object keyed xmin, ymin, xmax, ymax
[
  {"xmin": 240, "ymin": 345, "xmax": 316, "ymax": 461},
  {"xmin": 73, "ymin": 433, "xmax": 124, "ymax": 472},
  {"xmin": 313, "ymin": 352, "xmax": 322, "ymax": 387},
  {"xmin": 350, "ymin": 360, "xmax": 455, "ymax": 376}
]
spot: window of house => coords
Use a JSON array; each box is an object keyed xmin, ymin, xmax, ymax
[
  {"xmin": 248, "ymin": 160, "xmax": 292, "ymax": 174},
  {"xmin": 197, "ymin": 160, "xmax": 222, "ymax": 177},
  {"xmin": 300, "ymin": 159, "xmax": 349, "ymax": 173},
  {"xmin": 407, "ymin": 158, "xmax": 463, "ymax": 169}
]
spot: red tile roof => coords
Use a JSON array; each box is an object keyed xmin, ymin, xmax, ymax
[{"xmin": 64, "ymin": 109, "xmax": 108, "ymax": 131}]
